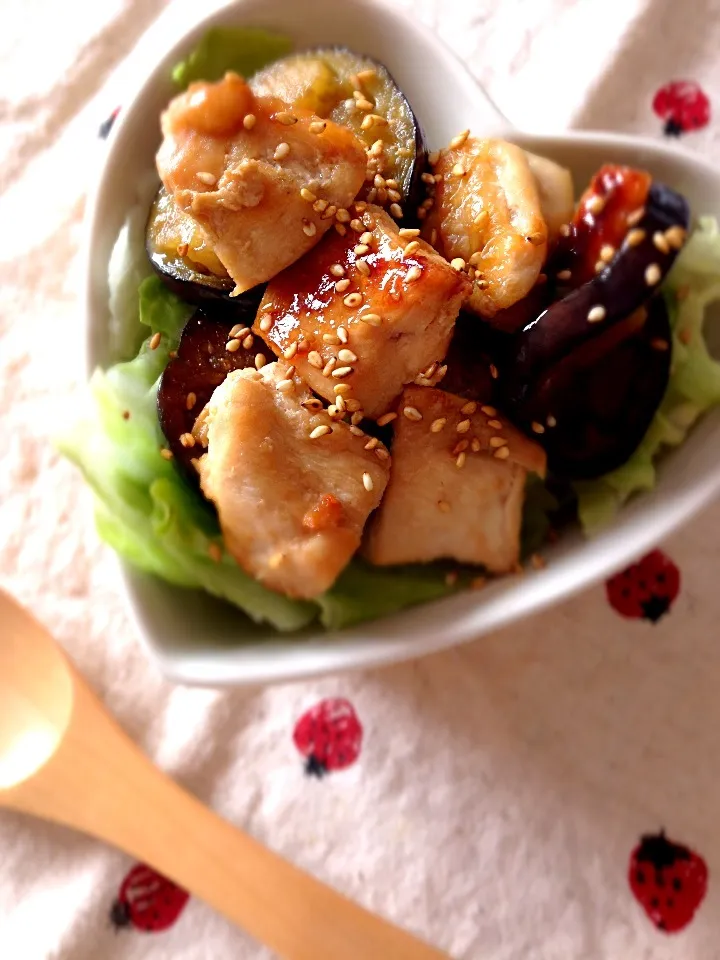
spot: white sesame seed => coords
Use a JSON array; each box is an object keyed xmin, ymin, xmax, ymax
[
  {"xmin": 559, "ymin": 223, "xmax": 571, "ymax": 237},
  {"xmin": 242, "ymin": 334, "xmax": 254, "ymax": 350},
  {"xmin": 343, "ymin": 293, "xmax": 363, "ymax": 307},
  {"xmin": 375, "ymin": 447, "xmax": 390, "ymax": 460},
  {"xmin": 346, "ymin": 399, "xmax": 362, "ymax": 413},
  {"xmin": 160, "ymin": 447, "xmax": 173, "ymax": 460},
  {"xmin": 323, "ymin": 333, "xmax": 341, "ymax": 345},
  {"xmin": 389, "ymin": 202, "xmax": 403, "ymax": 219},
  {"xmin": 456, "ymin": 419, "xmax": 470, "ymax": 434},
  {"xmin": 356, "ymin": 259, "xmax": 371, "ymax": 277},
  {"xmin": 387, "ymin": 189, "xmax": 402, "ymax": 203},
  {"xmin": 490, "ymin": 364, "xmax": 499, "ymax": 380},
  {"xmin": 302, "ymin": 220, "xmax": 317, "ymax": 237},
  {"xmin": 461, "ymin": 401, "xmax": 477, "ymax": 414},
  {"xmin": 546, "ymin": 414, "xmax": 557, "ymax": 428},
  {"xmin": 470, "ymin": 438, "xmax": 481, "ymax": 453},
  {"xmin": 403, "ymin": 406, "xmax": 423, "ymax": 422},
  {"xmin": 362, "ymin": 472, "xmax": 374, "ymax": 492},
  {"xmin": 356, "ymin": 97, "xmax": 374, "ymax": 111},
  {"xmin": 351, "ymin": 411, "xmax": 364, "ymax": 425},
  {"xmin": 196, "ymin": 171, "xmax": 217, "ymax": 185},
  {"xmin": 149, "ymin": 332, "xmax": 161, "ymax": 350},
  {"xmin": 452, "ymin": 162, "xmax": 466, "ymax": 177},
  {"xmin": 365, "ymin": 437, "xmax": 379, "ymax": 450},
  {"xmin": 430, "ymin": 417, "xmax": 446, "ymax": 433},
  {"xmin": 587, "ymin": 305, "xmax": 606, "ymax": 323},
  {"xmin": 665, "ymin": 225, "xmax": 686, "ymax": 250},
  {"xmin": 556, "ymin": 269, "xmax": 572, "ymax": 281},
  {"xmin": 300, "ymin": 187, "xmax": 317, "ymax": 202},
  {"xmin": 243, "ymin": 114, "xmax": 256, "ymax": 130},
  {"xmin": 452, "ymin": 440, "xmax": 469, "ymax": 456},
  {"xmin": 349, "ymin": 425, "xmax": 364, "ymax": 436},
  {"xmin": 322, "ymin": 358, "xmax": 337, "ymax": 377},
  {"xmin": 354, "ymin": 243, "xmax": 370, "ymax": 256},
  {"xmin": 430, "ymin": 228, "xmax": 438, "ymax": 246},
  {"xmin": 480, "ymin": 405, "xmax": 497, "ymax": 416},
  {"xmin": 594, "ymin": 260, "xmax": 606, "ymax": 275},
  {"xmin": 488, "ymin": 419, "xmax": 502, "ymax": 429},
  {"xmin": 274, "ymin": 142, "xmax": 290, "ymax": 160},
  {"xmin": 455, "ymin": 452, "xmax": 466, "ymax": 468},
  {"xmin": 276, "ymin": 378, "xmax": 294, "ymax": 392},
  {"xmin": 338, "ymin": 349, "xmax": 357, "ymax": 363},
  {"xmin": 449, "ymin": 128, "xmax": 470, "ymax": 149},
  {"xmin": 179, "ymin": 432, "xmax": 195, "ymax": 448},
  {"xmin": 626, "ymin": 228, "xmax": 646, "ymax": 248},
  {"xmin": 255, "ymin": 353, "xmax": 266, "ymax": 369},
  {"xmin": 309, "ymin": 120, "xmax": 326, "ymax": 134},
  {"xmin": 531, "ymin": 421, "xmax": 545, "ymax": 434},
  {"xmin": 600, "ymin": 244, "xmax": 616, "ymax": 262},
  {"xmin": 337, "ymin": 326, "xmax": 349, "ymax": 343},
  {"xmin": 627, "ymin": 207, "xmax": 645, "ymax": 227},
  {"xmin": 403, "ymin": 241, "xmax": 420, "ymax": 257},
  {"xmin": 350, "ymin": 218, "xmax": 365, "ymax": 232},
  {"xmin": 334, "ymin": 383, "xmax": 351, "ymax": 396},
  {"xmin": 586, "ymin": 194, "xmax": 606, "ymax": 215},
  {"xmin": 283, "ymin": 342, "xmax": 298, "ymax": 360},
  {"xmin": 332, "ymin": 365, "xmax": 353, "ymax": 378},
  {"xmin": 359, "ymin": 232, "xmax": 374, "ymax": 245},
  {"xmin": 645, "ymin": 263, "xmax": 662, "ymax": 286},
  {"xmin": 450, "ymin": 257, "xmax": 466, "ymax": 271},
  {"xmin": 322, "ymin": 205, "xmax": 338, "ymax": 220},
  {"xmin": 275, "ymin": 111, "xmax": 297, "ymax": 125},
  {"xmin": 428, "ymin": 150, "xmax": 440, "ymax": 166},
  {"xmin": 330, "ymin": 264, "xmax": 345, "ymax": 277},
  {"xmin": 302, "ymin": 398, "xmax": 324, "ymax": 411},
  {"xmin": 399, "ymin": 228, "xmax": 421, "ymax": 239},
  {"xmin": 376, "ymin": 412, "xmax": 397, "ymax": 426},
  {"xmin": 259, "ymin": 315, "xmax": 273, "ymax": 332},
  {"xmin": 489, "ymin": 436, "xmax": 508, "ymax": 448},
  {"xmin": 360, "ymin": 313, "xmax": 382, "ymax": 326},
  {"xmin": 226, "ymin": 339, "xmax": 241, "ymax": 352},
  {"xmin": 308, "ymin": 351, "xmax": 323, "ymax": 368},
  {"xmin": 313, "ymin": 198, "xmax": 329, "ymax": 213},
  {"xmin": 186, "ymin": 391, "xmax": 197, "ymax": 410},
  {"xmin": 494, "ymin": 446, "xmax": 510, "ymax": 460},
  {"xmin": 335, "ymin": 279, "xmax": 351, "ymax": 293},
  {"xmin": 309, "ymin": 425, "xmax": 331, "ymax": 439},
  {"xmin": 653, "ymin": 231, "xmax": 670, "ymax": 255},
  {"xmin": 406, "ymin": 265, "xmax": 422, "ymax": 283}
]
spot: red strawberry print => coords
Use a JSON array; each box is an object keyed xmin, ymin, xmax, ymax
[
  {"xmin": 99, "ymin": 106, "xmax": 120, "ymax": 139},
  {"xmin": 606, "ymin": 549, "xmax": 680, "ymax": 622},
  {"xmin": 653, "ymin": 81, "xmax": 710, "ymax": 137},
  {"xmin": 110, "ymin": 863, "xmax": 189, "ymax": 933},
  {"xmin": 629, "ymin": 831, "xmax": 708, "ymax": 933},
  {"xmin": 293, "ymin": 698, "xmax": 363, "ymax": 777}
]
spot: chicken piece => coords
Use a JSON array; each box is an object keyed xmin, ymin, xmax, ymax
[
  {"xmin": 364, "ymin": 386, "xmax": 546, "ymax": 573},
  {"xmin": 423, "ymin": 138, "xmax": 548, "ymax": 319},
  {"xmin": 195, "ymin": 362, "xmax": 390, "ymax": 599},
  {"xmin": 156, "ymin": 72, "xmax": 367, "ymax": 294},
  {"xmin": 254, "ymin": 205, "xmax": 471, "ymax": 417},
  {"xmin": 524, "ymin": 152, "xmax": 574, "ymax": 247}
]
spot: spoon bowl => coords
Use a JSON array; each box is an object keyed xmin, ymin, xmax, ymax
[{"xmin": 0, "ymin": 589, "xmax": 449, "ymax": 959}]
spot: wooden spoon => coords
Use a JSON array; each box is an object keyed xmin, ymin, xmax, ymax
[{"xmin": 0, "ymin": 590, "xmax": 449, "ymax": 959}]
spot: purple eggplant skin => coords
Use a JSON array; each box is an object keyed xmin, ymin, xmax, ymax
[
  {"xmin": 157, "ymin": 309, "xmax": 273, "ymax": 476},
  {"xmin": 507, "ymin": 180, "xmax": 689, "ymax": 408},
  {"xmin": 513, "ymin": 295, "xmax": 672, "ymax": 480},
  {"xmin": 250, "ymin": 47, "xmax": 428, "ymax": 222},
  {"xmin": 440, "ymin": 311, "xmax": 510, "ymax": 404}
]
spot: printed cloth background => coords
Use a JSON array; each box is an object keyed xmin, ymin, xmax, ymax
[{"xmin": 2, "ymin": 0, "xmax": 720, "ymax": 957}]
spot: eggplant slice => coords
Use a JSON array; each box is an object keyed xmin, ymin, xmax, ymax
[
  {"xmin": 512, "ymin": 296, "xmax": 672, "ymax": 479},
  {"xmin": 158, "ymin": 308, "xmax": 273, "ymax": 473},
  {"xmin": 251, "ymin": 48, "xmax": 426, "ymax": 218},
  {"xmin": 507, "ymin": 178, "xmax": 689, "ymax": 402},
  {"xmin": 440, "ymin": 311, "xmax": 510, "ymax": 404},
  {"xmin": 146, "ymin": 186, "xmax": 266, "ymax": 313}
]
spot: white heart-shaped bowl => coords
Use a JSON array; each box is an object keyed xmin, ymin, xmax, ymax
[{"xmin": 85, "ymin": 0, "xmax": 720, "ymax": 685}]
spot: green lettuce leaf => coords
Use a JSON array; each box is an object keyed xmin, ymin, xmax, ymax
[
  {"xmin": 576, "ymin": 216, "xmax": 720, "ymax": 533},
  {"xmin": 172, "ymin": 27, "xmax": 293, "ymax": 89},
  {"xmin": 59, "ymin": 277, "xmax": 315, "ymax": 632}
]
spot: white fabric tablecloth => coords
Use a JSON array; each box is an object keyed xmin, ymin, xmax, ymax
[{"xmin": 2, "ymin": 1, "xmax": 720, "ymax": 957}]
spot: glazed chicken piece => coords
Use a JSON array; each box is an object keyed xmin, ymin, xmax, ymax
[
  {"xmin": 364, "ymin": 386, "xmax": 546, "ymax": 573},
  {"xmin": 156, "ymin": 72, "xmax": 367, "ymax": 294},
  {"xmin": 423, "ymin": 138, "xmax": 548, "ymax": 319},
  {"xmin": 254, "ymin": 205, "xmax": 472, "ymax": 417},
  {"xmin": 195, "ymin": 362, "xmax": 390, "ymax": 599}
]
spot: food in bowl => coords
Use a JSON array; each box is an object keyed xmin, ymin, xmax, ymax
[{"xmin": 62, "ymin": 27, "xmax": 720, "ymax": 632}]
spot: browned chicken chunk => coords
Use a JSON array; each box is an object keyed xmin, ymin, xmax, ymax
[
  {"xmin": 423, "ymin": 138, "xmax": 547, "ymax": 319},
  {"xmin": 254, "ymin": 205, "xmax": 471, "ymax": 417},
  {"xmin": 156, "ymin": 72, "xmax": 367, "ymax": 294},
  {"xmin": 364, "ymin": 386, "xmax": 546, "ymax": 573},
  {"xmin": 195, "ymin": 362, "xmax": 390, "ymax": 599}
]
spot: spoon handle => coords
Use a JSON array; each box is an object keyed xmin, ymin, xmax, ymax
[{"xmin": 9, "ymin": 676, "xmax": 449, "ymax": 960}]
